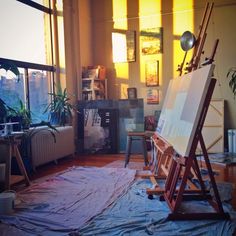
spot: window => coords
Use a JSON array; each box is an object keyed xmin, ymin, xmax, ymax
[{"xmin": 0, "ymin": 0, "xmax": 64, "ymax": 125}]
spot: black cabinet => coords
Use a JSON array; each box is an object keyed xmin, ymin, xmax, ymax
[{"xmin": 78, "ymin": 107, "xmax": 118, "ymax": 154}]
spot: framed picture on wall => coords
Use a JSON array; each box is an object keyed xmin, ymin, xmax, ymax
[
  {"xmin": 140, "ymin": 27, "xmax": 163, "ymax": 55},
  {"xmin": 127, "ymin": 87, "xmax": 137, "ymax": 99},
  {"xmin": 145, "ymin": 60, "xmax": 159, "ymax": 86},
  {"xmin": 147, "ymin": 88, "xmax": 159, "ymax": 104}
]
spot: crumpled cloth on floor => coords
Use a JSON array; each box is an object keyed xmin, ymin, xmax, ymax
[{"xmin": 0, "ymin": 166, "xmax": 136, "ymax": 236}]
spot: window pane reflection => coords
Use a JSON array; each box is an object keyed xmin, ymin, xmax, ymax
[{"xmin": 28, "ymin": 69, "xmax": 51, "ymax": 123}]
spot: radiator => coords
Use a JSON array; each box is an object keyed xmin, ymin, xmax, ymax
[{"xmin": 30, "ymin": 126, "xmax": 74, "ymax": 170}]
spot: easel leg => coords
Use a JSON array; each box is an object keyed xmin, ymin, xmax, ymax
[
  {"xmin": 199, "ymin": 133, "xmax": 224, "ymax": 212},
  {"xmin": 142, "ymin": 136, "xmax": 148, "ymax": 166},
  {"xmin": 13, "ymin": 144, "xmax": 30, "ymax": 186},
  {"xmin": 125, "ymin": 136, "xmax": 132, "ymax": 167}
]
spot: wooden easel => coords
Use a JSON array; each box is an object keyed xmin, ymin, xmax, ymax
[
  {"xmin": 177, "ymin": 2, "xmax": 215, "ymax": 76},
  {"xmin": 143, "ymin": 133, "xmax": 174, "ymax": 195},
  {"xmin": 145, "ymin": 1, "xmax": 220, "ymax": 195},
  {"xmin": 144, "ymin": 133, "xmax": 202, "ymax": 196},
  {"xmin": 159, "ymin": 78, "xmax": 230, "ymax": 220},
  {"xmin": 143, "ymin": 1, "xmax": 229, "ymax": 220}
]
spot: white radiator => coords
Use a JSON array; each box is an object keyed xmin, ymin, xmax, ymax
[{"xmin": 30, "ymin": 126, "xmax": 74, "ymax": 170}]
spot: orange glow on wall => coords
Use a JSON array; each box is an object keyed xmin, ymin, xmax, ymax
[
  {"xmin": 173, "ymin": 0, "xmax": 193, "ymax": 78},
  {"xmin": 112, "ymin": 0, "xmax": 129, "ymax": 83},
  {"xmin": 139, "ymin": 0, "xmax": 161, "ymax": 29},
  {"xmin": 115, "ymin": 63, "xmax": 129, "ymax": 80},
  {"xmin": 139, "ymin": 0, "xmax": 162, "ymax": 85},
  {"xmin": 113, "ymin": 0, "xmax": 127, "ymax": 29}
]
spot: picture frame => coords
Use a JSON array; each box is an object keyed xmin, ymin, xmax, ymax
[
  {"xmin": 112, "ymin": 30, "xmax": 136, "ymax": 63},
  {"xmin": 127, "ymin": 87, "xmax": 137, "ymax": 99},
  {"xmin": 147, "ymin": 88, "xmax": 159, "ymax": 104},
  {"xmin": 141, "ymin": 27, "xmax": 163, "ymax": 55},
  {"xmin": 145, "ymin": 60, "xmax": 159, "ymax": 86}
]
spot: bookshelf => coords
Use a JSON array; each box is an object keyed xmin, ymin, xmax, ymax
[{"xmin": 82, "ymin": 78, "xmax": 107, "ymax": 100}]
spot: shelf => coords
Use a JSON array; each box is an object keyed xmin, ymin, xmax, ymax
[
  {"xmin": 82, "ymin": 78, "xmax": 107, "ymax": 100},
  {"xmin": 82, "ymin": 78, "xmax": 103, "ymax": 81}
]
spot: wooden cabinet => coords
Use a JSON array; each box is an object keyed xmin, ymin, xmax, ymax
[{"xmin": 82, "ymin": 78, "xmax": 107, "ymax": 100}]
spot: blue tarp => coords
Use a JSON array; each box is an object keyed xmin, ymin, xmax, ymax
[{"xmin": 79, "ymin": 179, "xmax": 236, "ymax": 236}]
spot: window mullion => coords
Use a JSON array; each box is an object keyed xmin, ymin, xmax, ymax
[
  {"xmin": 24, "ymin": 68, "xmax": 30, "ymax": 111},
  {"xmin": 52, "ymin": 0, "xmax": 60, "ymax": 90}
]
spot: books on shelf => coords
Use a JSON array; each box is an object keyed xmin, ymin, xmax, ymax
[
  {"xmin": 82, "ymin": 65, "xmax": 107, "ymax": 100},
  {"xmin": 82, "ymin": 65, "xmax": 106, "ymax": 80}
]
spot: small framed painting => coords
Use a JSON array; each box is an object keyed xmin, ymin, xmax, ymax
[
  {"xmin": 145, "ymin": 60, "xmax": 159, "ymax": 87},
  {"xmin": 141, "ymin": 27, "xmax": 163, "ymax": 55},
  {"xmin": 147, "ymin": 88, "xmax": 159, "ymax": 104},
  {"xmin": 127, "ymin": 87, "xmax": 137, "ymax": 99}
]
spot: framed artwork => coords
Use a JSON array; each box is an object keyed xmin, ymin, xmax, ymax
[
  {"xmin": 147, "ymin": 88, "xmax": 159, "ymax": 104},
  {"xmin": 112, "ymin": 30, "xmax": 136, "ymax": 63},
  {"xmin": 127, "ymin": 87, "xmax": 137, "ymax": 99},
  {"xmin": 146, "ymin": 60, "xmax": 159, "ymax": 86},
  {"xmin": 140, "ymin": 27, "xmax": 163, "ymax": 55}
]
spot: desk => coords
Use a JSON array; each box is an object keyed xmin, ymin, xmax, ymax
[{"xmin": 0, "ymin": 133, "xmax": 30, "ymax": 190}]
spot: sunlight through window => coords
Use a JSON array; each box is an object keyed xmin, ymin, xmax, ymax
[
  {"xmin": 139, "ymin": 0, "xmax": 162, "ymax": 84},
  {"xmin": 112, "ymin": 0, "xmax": 129, "ymax": 81},
  {"xmin": 173, "ymin": 0, "xmax": 194, "ymax": 77}
]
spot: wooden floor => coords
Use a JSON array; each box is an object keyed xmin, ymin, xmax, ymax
[{"xmin": 25, "ymin": 153, "xmax": 236, "ymax": 211}]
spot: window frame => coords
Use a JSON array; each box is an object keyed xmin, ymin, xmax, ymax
[{"xmin": 0, "ymin": 0, "xmax": 61, "ymax": 125}]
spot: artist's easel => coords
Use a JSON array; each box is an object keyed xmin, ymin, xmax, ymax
[
  {"xmin": 143, "ymin": 133, "xmax": 174, "ymax": 195},
  {"xmin": 145, "ymin": 2, "xmax": 229, "ymax": 220},
  {"xmin": 144, "ymin": 133, "xmax": 202, "ymax": 197},
  {"xmin": 178, "ymin": 2, "xmax": 218, "ymax": 76},
  {"xmin": 146, "ymin": 2, "xmax": 217, "ymax": 186},
  {"xmin": 160, "ymin": 78, "xmax": 230, "ymax": 220}
]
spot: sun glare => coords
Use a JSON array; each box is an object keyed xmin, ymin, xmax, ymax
[{"xmin": 173, "ymin": 0, "xmax": 194, "ymax": 77}]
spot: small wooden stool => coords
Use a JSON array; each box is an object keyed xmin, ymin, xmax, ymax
[
  {"xmin": 125, "ymin": 132, "xmax": 149, "ymax": 167},
  {"xmin": 0, "ymin": 135, "xmax": 30, "ymax": 191}
]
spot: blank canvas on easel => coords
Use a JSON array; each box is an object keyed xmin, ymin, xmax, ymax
[{"xmin": 156, "ymin": 64, "xmax": 215, "ymax": 157}]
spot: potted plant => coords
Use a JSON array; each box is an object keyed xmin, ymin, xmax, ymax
[
  {"xmin": 7, "ymin": 99, "xmax": 32, "ymax": 130},
  {"xmin": 227, "ymin": 67, "xmax": 236, "ymax": 98},
  {"xmin": 44, "ymin": 87, "xmax": 78, "ymax": 126}
]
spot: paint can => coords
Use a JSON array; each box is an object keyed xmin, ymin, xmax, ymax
[
  {"xmin": 233, "ymin": 129, "xmax": 236, "ymax": 153},
  {"xmin": 228, "ymin": 129, "xmax": 234, "ymax": 153},
  {"xmin": 0, "ymin": 192, "xmax": 16, "ymax": 215}
]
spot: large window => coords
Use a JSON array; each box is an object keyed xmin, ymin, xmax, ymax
[{"xmin": 0, "ymin": 0, "xmax": 64, "ymax": 124}]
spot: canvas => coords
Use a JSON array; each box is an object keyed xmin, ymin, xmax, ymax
[{"xmin": 156, "ymin": 64, "xmax": 215, "ymax": 157}]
